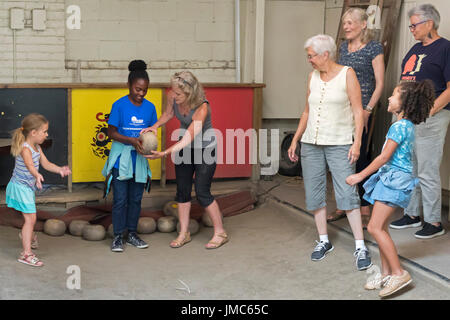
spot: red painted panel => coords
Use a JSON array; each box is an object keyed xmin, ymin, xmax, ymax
[{"xmin": 165, "ymin": 87, "xmax": 254, "ymax": 180}]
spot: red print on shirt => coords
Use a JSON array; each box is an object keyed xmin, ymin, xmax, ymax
[{"xmin": 402, "ymin": 55, "xmax": 417, "ymax": 75}]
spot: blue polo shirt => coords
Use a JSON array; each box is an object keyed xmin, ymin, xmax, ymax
[{"xmin": 107, "ymin": 95, "xmax": 158, "ymax": 170}]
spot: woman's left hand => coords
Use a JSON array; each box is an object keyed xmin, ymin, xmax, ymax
[
  {"xmin": 144, "ymin": 150, "xmax": 166, "ymax": 160},
  {"xmin": 348, "ymin": 143, "xmax": 360, "ymax": 164}
]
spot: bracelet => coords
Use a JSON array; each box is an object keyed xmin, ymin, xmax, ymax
[{"xmin": 364, "ymin": 105, "xmax": 374, "ymax": 113}]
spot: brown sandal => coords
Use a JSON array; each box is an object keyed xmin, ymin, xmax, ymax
[
  {"xmin": 327, "ymin": 210, "xmax": 346, "ymax": 222},
  {"xmin": 205, "ymin": 232, "xmax": 229, "ymax": 249},
  {"xmin": 170, "ymin": 232, "xmax": 191, "ymax": 248}
]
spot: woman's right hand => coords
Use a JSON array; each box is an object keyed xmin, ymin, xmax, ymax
[
  {"xmin": 140, "ymin": 125, "xmax": 158, "ymax": 135},
  {"xmin": 363, "ymin": 110, "xmax": 371, "ymax": 133},
  {"xmin": 288, "ymin": 142, "xmax": 299, "ymax": 162}
]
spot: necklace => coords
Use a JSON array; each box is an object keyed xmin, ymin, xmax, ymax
[{"xmin": 348, "ymin": 40, "xmax": 364, "ymax": 53}]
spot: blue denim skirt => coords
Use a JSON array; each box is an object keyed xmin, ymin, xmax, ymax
[{"xmin": 363, "ymin": 166, "xmax": 418, "ymax": 208}]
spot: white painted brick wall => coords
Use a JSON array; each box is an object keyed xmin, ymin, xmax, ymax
[
  {"xmin": 0, "ymin": 0, "xmax": 237, "ymax": 84},
  {"xmin": 0, "ymin": 0, "xmax": 67, "ymax": 83}
]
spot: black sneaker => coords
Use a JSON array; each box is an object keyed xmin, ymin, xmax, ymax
[
  {"xmin": 414, "ymin": 222, "xmax": 445, "ymax": 239},
  {"xmin": 389, "ymin": 215, "xmax": 422, "ymax": 229},
  {"xmin": 111, "ymin": 235, "xmax": 124, "ymax": 252},
  {"xmin": 354, "ymin": 248, "xmax": 372, "ymax": 271},
  {"xmin": 311, "ymin": 241, "xmax": 334, "ymax": 261},
  {"xmin": 126, "ymin": 232, "xmax": 149, "ymax": 249}
]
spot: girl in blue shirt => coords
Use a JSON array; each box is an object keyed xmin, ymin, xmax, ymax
[
  {"xmin": 105, "ymin": 60, "xmax": 157, "ymax": 253},
  {"xmin": 346, "ymin": 80, "xmax": 434, "ymax": 297}
]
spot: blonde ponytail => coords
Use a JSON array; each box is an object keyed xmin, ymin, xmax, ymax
[{"xmin": 10, "ymin": 127, "xmax": 25, "ymax": 157}]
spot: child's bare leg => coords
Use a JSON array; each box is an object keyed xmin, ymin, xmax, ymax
[
  {"xmin": 367, "ymin": 201, "xmax": 403, "ymax": 276},
  {"xmin": 376, "ymin": 219, "xmax": 392, "ymax": 276},
  {"xmin": 21, "ymin": 213, "xmax": 36, "ymax": 255}
]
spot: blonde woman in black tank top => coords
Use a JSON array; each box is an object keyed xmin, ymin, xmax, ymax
[{"xmin": 142, "ymin": 71, "xmax": 228, "ymax": 249}]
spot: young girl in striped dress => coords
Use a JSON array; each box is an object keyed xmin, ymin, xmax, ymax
[{"xmin": 6, "ymin": 113, "xmax": 71, "ymax": 267}]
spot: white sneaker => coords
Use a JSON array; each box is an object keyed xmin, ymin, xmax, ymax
[
  {"xmin": 364, "ymin": 273, "xmax": 391, "ymax": 290},
  {"xmin": 379, "ymin": 270, "xmax": 412, "ymax": 297}
]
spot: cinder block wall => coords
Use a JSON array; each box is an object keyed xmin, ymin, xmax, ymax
[
  {"xmin": 0, "ymin": 0, "xmax": 237, "ymax": 83},
  {"xmin": 0, "ymin": 0, "xmax": 67, "ymax": 83}
]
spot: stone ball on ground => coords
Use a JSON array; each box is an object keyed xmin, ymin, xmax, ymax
[
  {"xmin": 82, "ymin": 224, "xmax": 106, "ymax": 241},
  {"xmin": 69, "ymin": 220, "xmax": 89, "ymax": 236},
  {"xmin": 177, "ymin": 219, "xmax": 200, "ymax": 235},
  {"xmin": 201, "ymin": 212, "xmax": 214, "ymax": 227},
  {"xmin": 139, "ymin": 131, "xmax": 158, "ymax": 155},
  {"xmin": 157, "ymin": 216, "xmax": 177, "ymax": 233},
  {"xmin": 137, "ymin": 217, "xmax": 156, "ymax": 234},
  {"xmin": 44, "ymin": 219, "xmax": 66, "ymax": 236},
  {"xmin": 163, "ymin": 201, "xmax": 179, "ymax": 218},
  {"xmin": 107, "ymin": 224, "xmax": 114, "ymax": 238}
]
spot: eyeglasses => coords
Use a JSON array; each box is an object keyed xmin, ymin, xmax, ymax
[
  {"xmin": 408, "ymin": 20, "xmax": 429, "ymax": 30},
  {"xmin": 307, "ymin": 53, "xmax": 319, "ymax": 60}
]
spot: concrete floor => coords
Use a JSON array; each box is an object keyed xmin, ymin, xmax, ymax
[
  {"xmin": 0, "ymin": 177, "xmax": 449, "ymax": 299},
  {"xmin": 263, "ymin": 174, "xmax": 450, "ymax": 281}
]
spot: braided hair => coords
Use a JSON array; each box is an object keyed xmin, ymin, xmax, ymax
[
  {"xmin": 128, "ymin": 60, "xmax": 149, "ymax": 84},
  {"xmin": 397, "ymin": 80, "xmax": 434, "ymax": 124}
]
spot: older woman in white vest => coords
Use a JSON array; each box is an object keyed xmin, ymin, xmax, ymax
[{"xmin": 288, "ymin": 34, "xmax": 371, "ymax": 270}]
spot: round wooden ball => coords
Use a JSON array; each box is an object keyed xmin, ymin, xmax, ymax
[
  {"xmin": 177, "ymin": 219, "xmax": 200, "ymax": 235},
  {"xmin": 137, "ymin": 217, "xmax": 156, "ymax": 234},
  {"xmin": 69, "ymin": 220, "xmax": 89, "ymax": 236},
  {"xmin": 157, "ymin": 216, "xmax": 177, "ymax": 233},
  {"xmin": 201, "ymin": 212, "xmax": 214, "ymax": 227},
  {"xmin": 163, "ymin": 201, "xmax": 179, "ymax": 218},
  {"xmin": 44, "ymin": 219, "xmax": 66, "ymax": 236},
  {"xmin": 107, "ymin": 224, "xmax": 114, "ymax": 238},
  {"xmin": 139, "ymin": 131, "xmax": 158, "ymax": 155},
  {"xmin": 82, "ymin": 224, "xmax": 106, "ymax": 241}
]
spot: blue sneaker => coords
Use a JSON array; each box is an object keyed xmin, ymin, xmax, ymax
[
  {"xmin": 126, "ymin": 232, "xmax": 148, "ymax": 249},
  {"xmin": 354, "ymin": 248, "xmax": 372, "ymax": 271},
  {"xmin": 311, "ymin": 241, "xmax": 334, "ymax": 261},
  {"xmin": 111, "ymin": 235, "xmax": 124, "ymax": 253}
]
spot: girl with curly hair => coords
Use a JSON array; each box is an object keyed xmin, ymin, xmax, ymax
[{"xmin": 346, "ymin": 80, "xmax": 434, "ymax": 297}]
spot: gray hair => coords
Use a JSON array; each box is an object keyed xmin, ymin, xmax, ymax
[
  {"xmin": 408, "ymin": 4, "xmax": 440, "ymax": 30},
  {"xmin": 304, "ymin": 34, "xmax": 336, "ymax": 60}
]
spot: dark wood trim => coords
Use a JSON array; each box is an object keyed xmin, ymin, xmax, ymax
[
  {"xmin": 160, "ymin": 90, "xmax": 167, "ymax": 188},
  {"xmin": 252, "ymin": 87, "xmax": 263, "ymax": 181},
  {"xmin": 67, "ymin": 88, "xmax": 73, "ymax": 193},
  {"xmin": 0, "ymin": 83, "xmax": 266, "ymax": 89}
]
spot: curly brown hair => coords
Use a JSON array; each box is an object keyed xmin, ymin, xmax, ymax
[{"xmin": 397, "ymin": 80, "xmax": 434, "ymax": 124}]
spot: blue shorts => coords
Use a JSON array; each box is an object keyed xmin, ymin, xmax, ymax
[{"xmin": 5, "ymin": 180, "xmax": 36, "ymax": 214}]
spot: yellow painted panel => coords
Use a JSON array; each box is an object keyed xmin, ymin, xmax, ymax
[{"xmin": 71, "ymin": 88, "xmax": 162, "ymax": 182}]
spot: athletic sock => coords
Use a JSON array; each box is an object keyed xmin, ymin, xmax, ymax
[
  {"xmin": 355, "ymin": 240, "xmax": 366, "ymax": 250},
  {"xmin": 319, "ymin": 234, "xmax": 329, "ymax": 243}
]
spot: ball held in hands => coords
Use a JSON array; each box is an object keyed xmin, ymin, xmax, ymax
[{"xmin": 138, "ymin": 131, "xmax": 158, "ymax": 155}]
